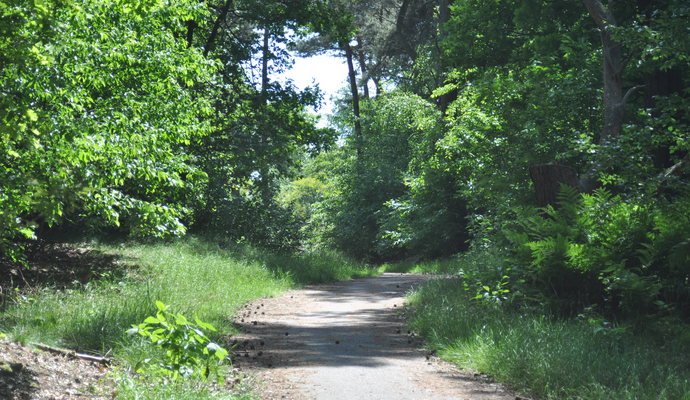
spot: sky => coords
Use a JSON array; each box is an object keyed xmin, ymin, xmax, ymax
[{"xmin": 279, "ymin": 53, "xmax": 349, "ymax": 117}]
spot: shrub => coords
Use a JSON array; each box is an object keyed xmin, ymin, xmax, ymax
[
  {"xmin": 505, "ymin": 186, "xmax": 690, "ymax": 318},
  {"xmin": 128, "ymin": 301, "xmax": 229, "ymax": 383}
]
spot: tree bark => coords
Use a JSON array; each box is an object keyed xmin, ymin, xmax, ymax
[
  {"xmin": 32, "ymin": 343, "xmax": 112, "ymax": 366},
  {"xmin": 646, "ymin": 69, "xmax": 683, "ymax": 169},
  {"xmin": 437, "ymin": 0, "xmax": 452, "ymax": 112},
  {"xmin": 186, "ymin": 20, "xmax": 196, "ymax": 48},
  {"xmin": 582, "ymin": 0, "xmax": 626, "ymax": 143},
  {"xmin": 261, "ymin": 27, "xmax": 270, "ymax": 101},
  {"xmin": 394, "ymin": 0, "xmax": 417, "ymax": 60},
  {"xmin": 372, "ymin": 77, "xmax": 382, "ymax": 96},
  {"xmin": 343, "ymin": 42, "xmax": 363, "ymax": 156},
  {"xmin": 203, "ymin": 0, "xmax": 233, "ymax": 57}
]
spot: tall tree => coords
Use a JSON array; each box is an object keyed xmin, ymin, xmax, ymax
[{"xmin": 582, "ymin": 0, "xmax": 640, "ymax": 143}]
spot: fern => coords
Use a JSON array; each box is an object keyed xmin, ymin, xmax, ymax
[{"xmin": 503, "ymin": 187, "xmax": 690, "ymax": 317}]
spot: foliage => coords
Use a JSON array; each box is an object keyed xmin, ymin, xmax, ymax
[
  {"xmin": 283, "ymin": 92, "xmax": 449, "ymax": 260},
  {"xmin": 189, "ymin": 1, "xmax": 336, "ymax": 249},
  {"xmin": 128, "ymin": 301, "xmax": 228, "ymax": 383},
  {"xmin": 503, "ymin": 186, "xmax": 690, "ymax": 318},
  {"xmin": 0, "ymin": 0, "xmax": 341, "ymax": 260},
  {"xmin": 0, "ymin": 0, "xmax": 218, "ymax": 261}
]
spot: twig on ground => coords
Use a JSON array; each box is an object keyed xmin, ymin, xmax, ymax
[{"xmin": 31, "ymin": 342, "xmax": 112, "ymax": 366}]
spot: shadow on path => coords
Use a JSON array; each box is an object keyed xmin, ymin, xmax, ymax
[
  {"xmin": 229, "ymin": 274, "xmax": 433, "ymax": 370},
  {"xmin": 0, "ymin": 361, "xmax": 38, "ymax": 400}
]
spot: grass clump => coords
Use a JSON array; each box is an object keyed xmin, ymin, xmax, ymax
[
  {"xmin": 407, "ymin": 277, "xmax": 690, "ymax": 400},
  {"xmin": 227, "ymin": 243, "xmax": 377, "ymax": 284}
]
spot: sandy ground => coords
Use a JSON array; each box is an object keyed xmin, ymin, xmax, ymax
[{"xmin": 230, "ymin": 273, "xmax": 514, "ymax": 400}]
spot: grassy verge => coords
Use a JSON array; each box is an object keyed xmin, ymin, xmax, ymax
[
  {"xmin": 406, "ymin": 277, "xmax": 690, "ymax": 400},
  {"xmin": 0, "ymin": 237, "xmax": 376, "ymax": 399},
  {"xmin": 379, "ymin": 258, "xmax": 461, "ymax": 274}
]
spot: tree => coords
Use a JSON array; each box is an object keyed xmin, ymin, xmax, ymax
[
  {"xmin": 187, "ymin": 0, "xmax": 338, "ymax": 248},
  {"xmin": 1, "ymin": 0, "xmax": 218, "ymax": 260}
]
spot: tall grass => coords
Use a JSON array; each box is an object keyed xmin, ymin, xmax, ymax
[
  {"xmin": 0, "ymin": 237, "xmax": 375, "ymax": 398},
  {"xmin": 408, "ymin": 278, "xmax": 690, "ymax": 400}
]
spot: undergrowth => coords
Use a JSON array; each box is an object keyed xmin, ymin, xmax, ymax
[{"xmin": 406, "ymin": 276, "xmax": 690, "ymax": 400}]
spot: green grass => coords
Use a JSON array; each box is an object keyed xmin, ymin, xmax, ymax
[
  {"xmin": 380, "ymin": 246, "xmax": 507, "ymax": 275},
  {"xmin": 0, "ymin": 237, "xmax": 376, "ymax": 399},
  {"xmin": 379, "ymin": 258, "xmax": 460, "ymax": 274},
  {"xmin": 113, "ymin": 373, "xmax": 255, "ymax": 400},
  {"xmin": 407, "ymin": 277, "xmax": 690, "ymax": 400}
]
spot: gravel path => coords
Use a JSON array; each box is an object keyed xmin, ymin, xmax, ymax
[{"xmin": 231, "ymin": 273, "xmax": 514, "ymax": 400}]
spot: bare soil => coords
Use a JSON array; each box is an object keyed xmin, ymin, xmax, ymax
[
  {"xmin": 0, "ymin": 338, "xmax": 114, "ymax": 400},
  {"xmin": 229, "ymin": 273, "xmax": 514, "ymax": 400}
]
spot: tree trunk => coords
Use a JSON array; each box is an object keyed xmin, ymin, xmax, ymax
[
  {"xmin": 355, "ymin": 36, "xmax": 370, "ymax": 99},
  {"xmin": 344, "ymin": 42, "xmax": 363, "ymax": 156},
  {"xmin": 186, "ymin": 20, "xmax": 196, "ymax": 48},
  {"xmin": 394, "ymin": 0, "xmax": 417, "ymax": 60},
  {"xmin": 437, "ymin": 0, "xmax": 452, "ymax": 112},
  {"xmin": 372, "ymin": 77, "xmax": 382, "ymax": 96},
  {"xmin": 582, "ymin": 0, "xmax": 626, "ymax": 143},
  {"xmin": 439, "ymin": 0, "xmax": 450, "ymax": 37},
  {"xmin": 646, "ymin": 69, "xmax": 683, "ymax": 169},
  {"xmin": 203, "ymin": 0, "xmax": 233, "ymax": 57},
  {"xmin": 261, "ymin": 27, "xmax": 270, "ymax": 101}
]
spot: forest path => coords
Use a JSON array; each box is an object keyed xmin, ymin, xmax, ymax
[{"xmin": 230, "ymin": 273, "xmax": 514, "ymax": 400}]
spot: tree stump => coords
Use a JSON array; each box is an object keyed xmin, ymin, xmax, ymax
[{"xmin": 529, "ymin": 164, "xmax": 580, "ymax": 208}]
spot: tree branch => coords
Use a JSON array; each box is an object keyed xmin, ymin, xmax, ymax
[
  {"xmin": 621, "ymin": 84, "xmax": 645, "ymax": 106},
  {"xmin": 661, "ymin": 152, "xmax": 690, "ymax": 178},
  {"xmin": 203, "ymin": 0, "xmax": 233, "ymax": 57},
  {"xmin": 32, "ymin": 343, "xmax": 112, "ymax": 366},
  {"xmin": 582, "ymin": 0, "xmax": 616, "ymax": 30}
]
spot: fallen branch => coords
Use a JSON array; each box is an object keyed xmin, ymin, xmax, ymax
[
  {"xmin": 661, "ymin": 152, "xmax": 690, "ymax": 179},
  {"xmin": 31, "ymin": 343, "xmax": 112, "ymax": 366}
]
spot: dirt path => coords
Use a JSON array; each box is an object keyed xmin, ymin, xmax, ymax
[{"xmin": 231, "ymin": 273, "xmax": 514, "ymax": 400}]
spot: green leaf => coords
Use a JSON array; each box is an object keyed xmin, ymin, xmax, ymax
[
  {"xmin": 26, "ymin": 109, "xmax": 38, "ymax": 121},
  {"xmin": 175, "ymin": 313, "xmax": 188, "ymax": 325},
  {"xmin": 18, "ymin": 228, "xmax": 36, "ymax": 239}
]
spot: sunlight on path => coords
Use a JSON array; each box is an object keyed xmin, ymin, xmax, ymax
[{"xmin": 233, "ymin": 274, "xmax": 513, "ymax": 400}]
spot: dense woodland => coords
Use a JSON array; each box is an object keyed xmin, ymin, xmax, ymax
[
  {"xmin": 3, "ymin": 0, "xmax": 690, "ymax": 350},
  {"xmin": 2, "ymin": 1, "xmax": 690, "ymax": 398}
]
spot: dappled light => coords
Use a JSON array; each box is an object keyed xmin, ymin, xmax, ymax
[{"xmin": 1, "ymin": 0, "xmax": 689, "ymax": 398}]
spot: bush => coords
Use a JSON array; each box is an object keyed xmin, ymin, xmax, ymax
[{"xmin": 504, "ymin": 185, "xmax": 690, "ymax": 318}]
